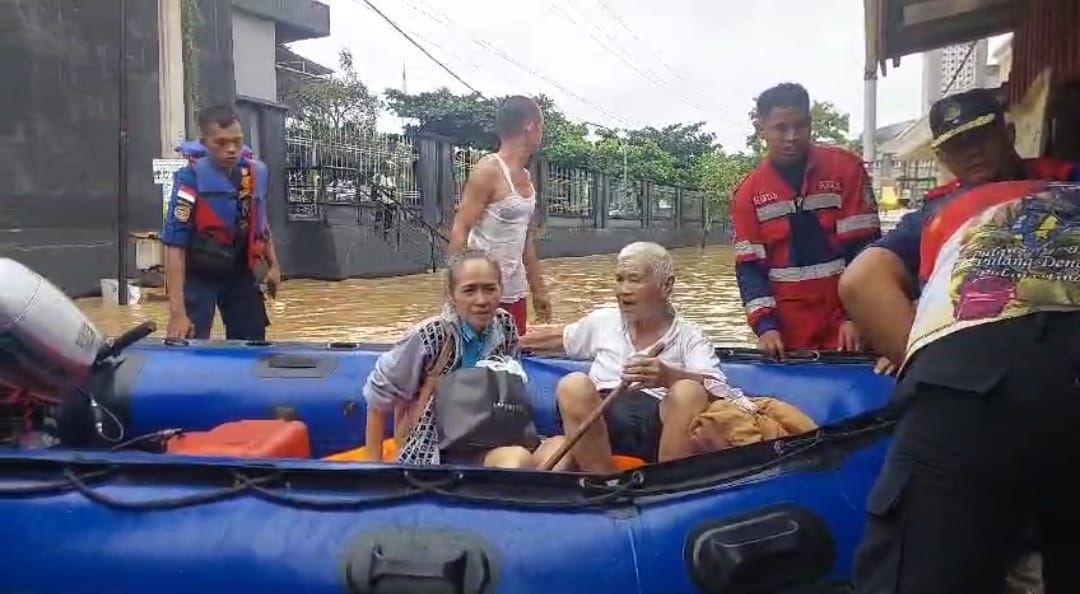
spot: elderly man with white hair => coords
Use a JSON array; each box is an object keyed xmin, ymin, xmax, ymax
[{"xmin": 522, "ymin": 241, "xmax": 745, "ymax": 473}]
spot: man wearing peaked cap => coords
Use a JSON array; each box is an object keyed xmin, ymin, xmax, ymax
[
  {"xmin": 840, "ymin": 88, "xmax": 1080, "ymax": 593},
  {"xmin": 929, "ymin": 86, "xmax": 1004, "ymax": 148},
  {"xmin": 842, "ymin": 87, "xmax": 1080, "ymax": 374}
]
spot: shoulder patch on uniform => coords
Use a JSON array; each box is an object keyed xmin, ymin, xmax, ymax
[
  {"xmin": 176, "ymin": 185, "xmax": 198, "ymax": 204},
  {"xmin": 173, "ymin": 202, "xmax": 191, "ymax": 223}
]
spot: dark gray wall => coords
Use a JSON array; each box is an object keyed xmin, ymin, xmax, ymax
[
  {"xmin": 0, "ymin": 0, "xmax": 161, "ymax": 296},
  {"xmin": 281, "ymin": 207, "xmax": 442, "ymax": 280},
  {"xmin": 189, "ymin": 0, "xmax": 236, "ymax": 109}
]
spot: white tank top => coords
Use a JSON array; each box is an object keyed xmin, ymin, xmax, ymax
[{"xmin": 466, "ymin": 154, "xmax": 536, "ymax": 301}]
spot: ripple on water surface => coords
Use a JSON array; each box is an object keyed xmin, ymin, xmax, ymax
[{"xmin": 76, "ymin": 245, "xmax": 755, "ymax": 346}]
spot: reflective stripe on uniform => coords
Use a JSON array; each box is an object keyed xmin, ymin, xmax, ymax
[
  {"xmin": 745, "ymin": 296, "xmax": 777, "ymax": 315},
  {"xmin": 801, "ymin": 193, "xmax": 842, "ymax": 211},
  {"xmin": 734, "ymin": 240, "xmax": 766, "ymax": 260},
  {"xmin": 768, "ymin": 258, "xmax": 845, "ymax": 282},
  {"xmin": 837, "ymin": 213, "xmax": 880, "ymax": 235},
  {"xmin": 756, "ymin": 200, "xmax": 795, "ymax": 222}
]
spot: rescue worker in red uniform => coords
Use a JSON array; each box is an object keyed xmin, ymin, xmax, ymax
[
  {"xmin": 732, "ymin": 83, "xmax": 881, "ymax": 358},
  {"xmin": 162, "ymin": 105, "xmax": 281, "ymax": 340},
  {"xmin": 840, "ymin": 88, "xmax": 1080, "ymax": 594}
]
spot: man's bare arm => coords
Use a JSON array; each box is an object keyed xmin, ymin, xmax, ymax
[
  {"xmin": 265, "ymin": 232, "xmax": 279, "ymax": 268},
  {"xmin": 164, "ymin": 247, "xmax": 187, "ymax": 317},
  {"xmin": 519, "ymin": 325, "xmax": 566, "ymax": 352},
  {"xmin": 838, "ymin": 247, "xmax": 917, "ymax": 365},
  {"xmin": 448, "ymin": 159, "xmax": 495, "ymax": 253},
  {"xmin": 523, "ymin": 221, "xmax": 547, "ymax": 296}
]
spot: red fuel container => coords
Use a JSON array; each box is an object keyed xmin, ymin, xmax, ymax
[{"xmin": 166, "ymin": 419, "xmax": 311, "ymax": 459}]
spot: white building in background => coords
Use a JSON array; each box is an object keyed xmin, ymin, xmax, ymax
[
  {"xmin": 993, "ymin": 40, "xmax": 1014, "ymax": 84},
  {"xmin": 921, "ymin": 40, "xmax": 990, "ymax": 113}
]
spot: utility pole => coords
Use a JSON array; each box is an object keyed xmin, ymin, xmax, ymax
[
  {"xmin": 116, "ymin": 0, "xmax": 130, "ymax": 305},
  {"xmin": 863, "ymin": 74, "xmax": 877, "ymax": 167}
]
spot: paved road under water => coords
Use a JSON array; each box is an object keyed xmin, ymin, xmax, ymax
[{"xmin": 76, "ymin": 245, "xmax": 755, "ymax": 346}]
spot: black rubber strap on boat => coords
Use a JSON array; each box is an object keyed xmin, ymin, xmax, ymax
[
  {"xmin": 520, "ymin": 346, "xmax": 879, "ymax": 365},
  {"xmin": 714, "ymin": 347, "xmax": 879, "ymax": 364}
]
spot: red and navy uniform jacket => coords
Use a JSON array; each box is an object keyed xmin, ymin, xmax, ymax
[
  {"xmin": 873, "ymin": 158, "xmax": 1080, "ymax": 294},
  {"xmin": 161, "ymin": 156, "xmax": 270, "ymax": 274},
  {"xmin": 732, "ymin": 144, "xmax": 882, "ymax": 349}
]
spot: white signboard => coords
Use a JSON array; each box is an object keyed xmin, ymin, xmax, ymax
[{"xmin": 153, "ymin": 158, "xmax": 188, "ymax": 222}]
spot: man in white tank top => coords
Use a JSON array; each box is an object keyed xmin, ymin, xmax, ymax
[{"xmin": 450, "ymin": 96, "xmax": 551, "ymax": 334}]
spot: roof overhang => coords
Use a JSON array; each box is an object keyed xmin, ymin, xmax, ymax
[
  {"xmin": 231, "ymin": 0, "xmax": 330, "ymax": 43},
  {"xmin": 866, "ymin": 0, "xmax": 1020, "ymax": 75}
]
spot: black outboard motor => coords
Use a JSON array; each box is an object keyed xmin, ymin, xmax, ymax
[{"xmin": 0, "ymin": 258, "xmax": 156, "ymax": 447}]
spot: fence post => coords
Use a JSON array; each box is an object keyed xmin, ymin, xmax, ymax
[
  {"xmin": 591, "ymin": 171, "xmax": 604, "ymax": 229},
  {"xmin": 642, "ymin": 181, "xmax": 652, "ymax": 229},
  {"xmin": 414, "ymin": 133, "xmax": 445, "ymax": 228},
  {"xmin": 675, "ymin": 187, "xmax": 684, "ymax": 230},
  {"xmin": 532, "ymin": 159, "xmax": 550, "ymax": 224}
]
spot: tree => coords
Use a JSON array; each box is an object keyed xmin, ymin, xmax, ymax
[
  {"xmin": 383, "ymin": 89, "xmax": 753, "ymax": 190},
  {"xmin": 279, "ymin": 49, "xmax": 386, "ymax": 192},
  {"xmin": 696, "ymin": 149, "xmax": 755, "ymax": 220},
  {"xmin": 810, "ymin": 100, "xmax": 861, "ymax": 151},
  {"xmin": 624, "ymin": 122, "xmax": 718, "ymax": 186},
  {"xmin": 383, "ymin": 87, "xmax": 497, "ymax": 148},
  {"xmin": 744, "ymin": 99, "xmax": 860, "ymax": 157},
  {"xmin": 384, "ymin": 89, "xmax": 595, "ymax": 169},
  {"xmin": 281, "ymin": 49, "xmax": 380, "ymax": 135},
  {"xmin": 592, "ymin": 136, "xmax": 678, "ymax": 184}
]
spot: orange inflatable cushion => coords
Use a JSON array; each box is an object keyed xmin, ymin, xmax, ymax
[
  {"xmin": 322, "ymin": 438, "xmax": 398, "ymax": 462},
  {"xmin": 167, "ymin": 420, "xmax": 311, "ymax": 459},
  {"xmin": 611, "ymin": 455, "xmax": 647, "ymax": 471},
  {"xmin": 322, "ymin": 440, "xmax": 647, "ymax": 471}
]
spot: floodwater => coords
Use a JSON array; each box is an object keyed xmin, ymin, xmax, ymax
[{"xmin": 76, "ymin": 245, "xmax": 756, "ymax": 346}]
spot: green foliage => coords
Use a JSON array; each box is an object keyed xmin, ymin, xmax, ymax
[
  {"xmin": 384, "ymin": 87, "xmax": 710, "ymax": 184},
  {"xmin": 281, "ymin": 49, "xmax": 380, "ymax": 136},
  {"xmin": 696, "ymin": 149, "xmax": 755, "ymax": 220},
  {"xmin": 383, "ymin": 87, "xmax": 496, "ymax": 148}
]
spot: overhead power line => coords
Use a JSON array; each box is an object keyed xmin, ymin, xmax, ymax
[
  {"xmin": 588, "ymin": 0, "xmax": 746, "ymax": 131},
  {"xmin": 397, "ymin": 0, "xmax": 638, "ymax": 127},
  {"xmin": 355, "ymin": 0, "xmax": 480, "ymax": 94}
]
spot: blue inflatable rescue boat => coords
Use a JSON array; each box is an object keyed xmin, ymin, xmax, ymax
[{"xmin": 0, "ymin": 336, "xmax": 896, "ymax": 594}]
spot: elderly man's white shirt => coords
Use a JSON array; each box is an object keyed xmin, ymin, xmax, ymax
[{"xmin": 562, "ymin": 306, "xmax": 746, "ymax": 401}]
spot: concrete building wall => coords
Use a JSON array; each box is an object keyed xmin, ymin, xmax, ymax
[
  {"xmin": 232, "ymin": 9, "xmax": 278, "ymax": 103},
  {"xmin": 922, "ymin": 39, "xmax": 991, "ymax": 113},
  {"xmin": 0, "ymin": 0, "xmax": 162, "ymax": 296}
]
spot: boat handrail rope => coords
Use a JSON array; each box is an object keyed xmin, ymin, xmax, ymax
[{"xmin": 0, "ymin": 420, "xmax": 893, "ymax": 512}]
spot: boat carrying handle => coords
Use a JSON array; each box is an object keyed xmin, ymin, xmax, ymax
[
  {"xmin": 371, "ymin": 547, "xmax": 467, "ymax": 584},
  {"xmin": 685, "ymin": 505, "xmax": 834, "ymax": 593},
  {"xmin": 345, "ymin": 530, "xmax": 494, "ymax": 594}
]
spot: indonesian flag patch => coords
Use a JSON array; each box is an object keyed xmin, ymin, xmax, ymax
[{"xmin": 176, "ymin": 185, "xmax": 198, "ymax": 204}]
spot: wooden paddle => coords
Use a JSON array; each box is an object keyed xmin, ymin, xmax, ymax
[{"xmin": 540, "ymin": 342, "xmax": 666, "ymax": 471}]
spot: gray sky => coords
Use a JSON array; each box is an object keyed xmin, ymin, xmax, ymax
[{"xmin": 290, "ymin": 0, "xmax": 1000, "ymax": 150}]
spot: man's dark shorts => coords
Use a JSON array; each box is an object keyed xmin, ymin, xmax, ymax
[{"xmin": 601, "ymin": 389, "xmax": 662, "ymax": 463}]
